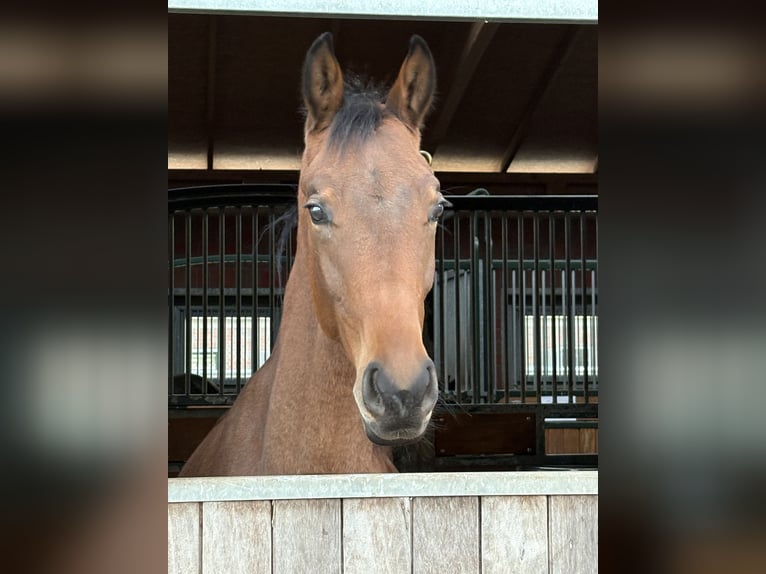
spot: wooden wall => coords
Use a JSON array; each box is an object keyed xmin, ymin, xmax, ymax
[{"xmin": 168, "ymin": 472, "xmax": 598, "ymax": 573}]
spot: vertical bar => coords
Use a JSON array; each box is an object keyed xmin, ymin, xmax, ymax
[
  {"xmin": 168, "ymin": 212, "xmax": 175, "ymax": 397},
  {"xmin": 454, "ymin": 211, "xmax": 462, "ymax": 402},
  {"xmin": 438, "ymin": 219, "xmax": 447, "ymax": 396},
  {"xmin": 593, "ymin": 211, "xmax": 598, "ymax": 397},
  {"xmin": 203, "ymin": 210, "xmax": 209, "ymax": 391},
  {"xmin": 184, "ymin": 212, "xmax": 192, "ymax": 396},
  {"xmin": 511, "ymin": 265, "xmax": 518, "ymax": 400},
  {"xmin": 565, "ymin": 213, "xmax": 574, "ymax": 401},
  {"xmin": 485, "ymin": 213, "xmax": 495, "ymax": 403},
  {"xmin": 581, "ymin": 212, "xmax": 588, "ymax": 404},
  {"xmin": 470, "ymin": 212, "xmax": 479, "ymax": 403},
  {"xmin": 252, "ymin": 206, "xmax": 258, "ymax": 372},
  {"xmin": 236, "ymin": 211, "xmax": 242, "ymax": 394},
  {"xmin": 501, "ymin": 214, "xmax": 509, "ymax": 403},
  {"xmin": 517, "ymin": 213, "xmax": 526, "ymax": 403},
  {"xmin": 550, "ymin": 212, "xmax": 557, "ymax": 402},
  {"xmin": 269, "ymin": 209, "xmax": 276, "ymax": 347},
  {"xmin": 533, "ymin": 213, "xmax": 541, "ymax": 404},
  {"xmin": 218, "ymin": 208, "xmax": 225, "ymax": 392}
]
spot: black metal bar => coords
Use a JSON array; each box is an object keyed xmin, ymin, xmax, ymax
[
  {"xmin": 533, "ymin": 212, "xmax": 541, "ymax": 404},
  {"xmin": 501, "ymin": 214, "xmax": 509, "ymax": 403},
  {"xmin": 169, "ymin": 185, "xmax": 595, "ymax": 213},
  {"xmin": 511, "ymin": 263, "xmax": 518, "ymax": 400},
  {"xmin": 269, "ymin": 209, "xmax": 276, "ymax": 348},
  {"xmin": 592, "ymin": 211, "xmax": 598, "ymax": 398},
  {"xmin": 218, "ymin": 208, "xmax": 225, "ymax": 391},
  {"xmin": 580, "ymin": 212, "xmax": 588, "ymax": 403},
  {"xmin": 236, "ymin": 210, "xmax": 242, "ymax": 394},
  {"xmin": 185, "ymin": 211, "xmax": 192, "ymax": 395},
  {"xmin": 485, "ymin": 213, "xmax": 495, "ymax": 403},
  {"xmin": 565, "ymin": 213, "xmax": 574, "ymax": 401},
  {"xmin": 168, "ymin": 184, "xmax": 297, "ymax": 211},
  {"xmin": 168, "ymin": 212, "xmax": 175, "ymax": 396},
  {"xmin": 550, "ymin": 213, "xmax": 557, "ymax": 402},
  {"xmin": 252, "ymin": 206, "xmax": 258, "ymax": 372},
  {"xmin": 438, "ymin": 220, "xmax": 447, "ymax": 396},
  {"xmin": 472, "ymin": 212, "xmax": 479, "ymax": 403},
  {"xmin": 454, "ymin": 212, "xmax": 462, "ymax": 402},
  {"xmin": 518, "ymin": 213, "xmax": 526, "ymax": 403},
  {"xmin": 203, "ymin": 210, "xmax": 209, "ymax": 392}
]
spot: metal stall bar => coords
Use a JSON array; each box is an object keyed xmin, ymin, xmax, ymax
[
  {"xmin": 454, "ymin": 210, "xmax": 462, "ymax": 402},
  {"xmin": 484, "ymin": 212, "xmax": 495, "ymax": 403},
  {"xmin": 501, "ymin": 213, "xmax": 509, "ymax": 403},
  {"xmin": 518, "ymin": 212, "xmax": 526, "ymax": 403},
  {"xmin": 550, "ymin": 212, "xmax": 557, "ymax": 402},
  {"xmin": 581, "ymin": 212, "xmax": 589, "ymax": 403},
  {"xmin": 185, "ymin": 211, "xmax": 192, "ymax": 395},
  {"xmin": 168, "ymin": 212, "xmax": 175, "ymax": 396},
  {"xmin": 252, "ymin": 205, "xmax": 258, "ymax": 373},
  {"xmin": 203, "ymin": 210, "xmax": 209, "ymax": 390},
  {"xmin": 438, "ymin": 219, "xmax": 447, "ymax": 397},
  {"xmin": 470, "ymin": 211, "xmax": 480, "ymax": 403},
  {"xmin": 269, "ymin": 210, "xmax": 276, "ymax": 348},
  {"xmin": 533, "ymin": 212, "xmax": 545, "ymax": 455},
  {"xmin": 565, "ymin": 212, "xmax": 574, "ymax": 401},
  {"xmin": 218, "ymin": 208, "xmax": 225, "ymax": 392},
  {"xmin": 236, "ymin": 210, "xmax": 242, "ymax": 394}
]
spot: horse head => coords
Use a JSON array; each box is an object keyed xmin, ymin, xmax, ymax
[{"xmin": 298, "ymin": 32, "xmax": 447, "ymax": 445}]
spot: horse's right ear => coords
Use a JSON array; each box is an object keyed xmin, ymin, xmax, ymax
[{"xmin": 302, "ymin": 32, "xmax": 344, "ymax": 134}]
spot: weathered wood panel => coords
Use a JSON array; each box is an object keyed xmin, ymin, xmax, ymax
[
  {"xmin": 412, "ymin": 496, "xmax": 480, "ymax": 573},
  {"xmin": 273, "ymin": 499, "xmax": 342, "ymax": 574},
  {"xmin": 168, "ymin": 503, "xmax": 200, "ymax": 574},
  {"xmin": 481, "ymin": 495, "xmax": 548, "ymax": 574},
  {"xmin": 202, "ymin": 501, "xmax": 271, "ymax": 574},
  {"xmin": 549, "ymin": 495, "xmax": 598, "ymax": 574},
  {"xmin": 343, "ymin": 497, "xmax": 411, "ymax": 574}
]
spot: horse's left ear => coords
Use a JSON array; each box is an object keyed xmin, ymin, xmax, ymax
[{"xmin": 385, "ymin": 35, "xmax": 436, "ymax": 132}]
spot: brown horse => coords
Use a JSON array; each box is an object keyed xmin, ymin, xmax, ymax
[{"xmin": 179, "ymin": 32, "xmax": 446, "ymax": 476}]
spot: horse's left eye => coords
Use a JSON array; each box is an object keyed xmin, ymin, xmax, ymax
[{"xmin": 429, "ymin": 200, "xmax": 451, "ymax": 222}]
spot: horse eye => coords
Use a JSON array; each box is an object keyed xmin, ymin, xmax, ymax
[
  {"xmin": 305, "ymin": 203, "xmax": 329, "ymax": 225},
  {"xmin": 429, "ymin": 200, "xmax": 450, "ymax": 222}
]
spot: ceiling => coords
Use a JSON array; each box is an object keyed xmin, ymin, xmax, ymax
[{"xmin": 168, "ymin": 14, "xmax": 597, "ymax": 186}]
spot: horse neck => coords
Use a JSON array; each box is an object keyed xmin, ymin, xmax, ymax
[{"xmin": 261, "ymin": 246, "xmax": 394, "ymax": 472}]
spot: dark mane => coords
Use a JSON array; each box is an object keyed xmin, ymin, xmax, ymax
[{"xmin": 328, "ymin": 75, "xmax": 389, "ymax": 147}]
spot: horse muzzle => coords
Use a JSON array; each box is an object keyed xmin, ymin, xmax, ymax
[{"xmin": 358, "ymin": 359, "xmax": 438, "ymax": 445}]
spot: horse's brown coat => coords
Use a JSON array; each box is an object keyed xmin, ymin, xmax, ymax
[{"xmin": 179, "ymin": 33, "xmax": 441, "ymax": 476}]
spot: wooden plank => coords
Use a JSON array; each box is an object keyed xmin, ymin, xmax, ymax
[
  {"xmin": 202, "ymin": 501, "xmax": 271, "ymax": 574},
  {"xmin": 343, "ymin": 498, "xmax": 411, "ymax": 574},
  {"xmin": 549, "ymin": 495, "xmax": 598, "ymax": 574},
  {"xmin": 579, "ymin": 428, "xmax": 598, "ymax": 454},
  {"xmin": 273, "ymin": 499, "xmax": 341, "ymax": 574},
  {"xmin": 481, "ymin": 496, "xmax": 548, "ymax": 574},
  {"xmin": 412, "ymin": 497, "xmax": 479, "ymax": 573},
  {"xmin": 168, "ymin": 503, "xmax": 200, "ymax": 574}
]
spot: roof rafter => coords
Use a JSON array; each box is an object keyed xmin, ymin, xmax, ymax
[
  {"xmin": 499, "ymin": 26, "xmax": 580, "ymax": 172},
  {"xmin": 425, "ymin": 21, "xmax": 498, "ymax": 155}
]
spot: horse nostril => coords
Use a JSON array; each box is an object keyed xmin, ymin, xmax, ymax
[{"xmin": 362, "ymin": 363, "xmax": 386, "ymax": 416}]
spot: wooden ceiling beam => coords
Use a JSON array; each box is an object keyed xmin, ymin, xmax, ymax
[
  {"xmin": 425, "ymin": 21, "xmax": 498, "ymax": 154},
  {"xmin": 499, "ymin": 26, "xmax": 580, "ymax": 173}
]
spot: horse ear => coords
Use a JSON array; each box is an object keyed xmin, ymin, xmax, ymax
[
  {"xmin": 385, "ymin": 35, "xmax": 436, "ymax": 131},
  {"xmin": 302, "ymin": 32, "xmax": 344, "ymax": 134}
]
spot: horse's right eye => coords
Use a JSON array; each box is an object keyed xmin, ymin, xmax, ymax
[{"xmin": 305, "ymin": 203, "xmax": 330, "ymax": 225}]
